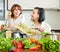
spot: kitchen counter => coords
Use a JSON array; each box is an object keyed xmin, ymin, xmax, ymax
[
  {"xmin": 50, "ymin": 33, "xmax": 60, "ymax": 41},
  {"xmin": 0, "ymin": 49, "xmax": 46, "ymax": 52}
]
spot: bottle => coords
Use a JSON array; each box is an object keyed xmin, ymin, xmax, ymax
[{"xmin": 6, "ymin": 31, "xmax": 12, "ymax": 38}]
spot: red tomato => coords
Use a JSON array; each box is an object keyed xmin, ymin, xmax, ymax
[
  {"xmin": 37, "ymin": 42, "xmax": 41, "ymax": 45},
  {"xmin": 19, "ymin": 41, "xmax": 24, "ymax": 45},
  {"xmin": 16, "ymin": 45, "xmax": 22, "ymax": 49},
  {"xmin": 36, "ymin": 45, "xmax": 41, "ymax": 48},
  {"xmin": 12, "ymin": 49, "xmax": 23, "ymax": 52},
  {"xmin": 12, "ymin": 40, "xmax": 16, "ymax": 45},
  {"xmin": 29, "ymin": 47, "xmax": 39, "ymax": 51},
  {"xmin": 16, "ymin": 44, "xmax": 24, "ymax": 49},
  {"xmin": 12, "ymin": 49, "xmax": 16, "ymax": 52},
  {"xmin": 19, "ymin": 42, "xmax": 24, "ymax": 48},
  {"xmin": 30, "ymin": 38, "xmax": 36, "ymax": 43},
  {"xmin": 19, "ymin": 49, "xmax": 23, "ymax": 52},
  {"xmin": 28, "ymin": 48, "xmax": 40, "ymax": 52},
  {"xmin": 12, "ymin": 40, "xmax": 19, "ymax": 47}
]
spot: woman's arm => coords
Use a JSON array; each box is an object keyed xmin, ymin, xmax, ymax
[
  {"xmin": 7, "ymin": 11, "xmax": 12, "ymax": 20},
  {"xmin": 41, "ymin": 22, "xmax": 51, "ymax": 33},
  {"xmin": 6, "ymin": 11, "xmax": 12, "ymax": 29}
]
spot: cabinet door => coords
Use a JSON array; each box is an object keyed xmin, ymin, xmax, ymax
[
  {"xmin": 8, "ymin": 0, "xmax": 59, "ymax": 10},
  {"xmin": 0, "ymin": 0, "xmax": 5, "ymax": 20},
  {"xmin": 59, "ymin": 0, "xmax": 60, "ymax": 9},
  {"xmin": 39, "ymin": 0, "xmax": 59, "ymax": 9}
]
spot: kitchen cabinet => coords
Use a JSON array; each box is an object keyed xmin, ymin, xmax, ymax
[
  {"xmin": 59, "ymin": 0, "xmax": 60, "ymax": 9},
  {"xmin": 8, "ymin": 0, "xmax": 59, "ymax": 10},
  {"xmin": 0, "ymin": 0, "xmax": 5, "ymax": 20}
]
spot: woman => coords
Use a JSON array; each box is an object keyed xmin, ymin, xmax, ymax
[
  {"xmin": 30, "ymin": 7, "xmax": 51, "ymax": 33},
  {"xmin": 7, "ymin": 4, "xmax": 25, "ymax": 30},
  {"xmin": 6, "ymin": 4, "xmax": 26, "ymax": 38}
]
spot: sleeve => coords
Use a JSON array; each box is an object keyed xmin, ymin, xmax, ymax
[
  {"xmin": 21, "ymin": 15, "xmax": 26, "ymax": 24},
  {"xmin": 41, "ymin": 22, "xmax": 51, "ymax": 33},
  {"xmin": 6, "ymin": 18, "xmax": 13, "ymax": 28},
  {"xmin": 6, "ymin": 18, "xmax": 10, "ymax": 28}
]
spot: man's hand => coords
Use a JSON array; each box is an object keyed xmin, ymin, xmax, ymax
[{"xmin": 38, "ymin": 26, "xmax": 44, "ymax": 32}]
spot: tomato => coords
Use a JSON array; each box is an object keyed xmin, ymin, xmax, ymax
[
  {"xmin": 19, "ymin": 42, "xmax": 24, "ymax": 46},
  {"xmin": 16, "ymin": 42, "xmax": 24, "ymax": 49},
  {"xmin": 30, "ymin": 38, "xmax": 36, "ymax": 43},
  {"xmin": 19, "ymin": 42, "xmax": 24, "ymax": 47},
  {"xmin": 29, "ymin": 47, "xmax": 39, "ymax": 51},
  {"xmin": 12, "ymin": 49, "xmax": 16, "ymax": 52},
  {"xmin": 16, "ymin": 45, "xmax": 23, "ymax": 49},
  {"xmin": 28, "ymin": 48, "xmax": 40, "ymax": 52},
  {"xmin": 37, "ymin": 42, "xmax": 41, "ymax": 45},
  {"xmin": 12, "ymin": 40, "xmax": 18, "ymax": 46},
  {"xmin": 12, "ymin": 49, "xmax": 23, "ymax": 52},
  {"xmin": 12, "ymin": 49, "xmax": 20, "ymax": 52},
  {"xmin": 36, "ymin": 45, "xmax": 41, "ymax": 48},
  {"xmin": 19, "ymin": 49, "xmax": 23, "ymax": 52}
]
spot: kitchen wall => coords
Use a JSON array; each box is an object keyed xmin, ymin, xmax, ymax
[
  {"xmin": 22, "ymin": 10, "xmax": 60, "ymax": 30},
  {"xmin": 0, "ymin": 0, "xmax": 60, "ymax": 30},
  {"xmin": 8, "ymin": 0, "xmax": 59, "ymax": 9},
  {"xmin": 45, "ymin": 10, "xmax": 60, "ymax": 29}
]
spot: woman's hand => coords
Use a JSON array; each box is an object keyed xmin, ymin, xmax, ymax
[
  {"xmin": 38, "ymin": 26, "xmax": 44, "ymax": 32},
  {"xmin": 7, "ymin": 11, "xmax": 12, "ymax": 20}
]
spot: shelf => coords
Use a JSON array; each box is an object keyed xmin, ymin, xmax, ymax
[
  {"xmin": 0, "ymin": 0, "xmax": 5, "ymax": 20},
  {"xmin": 21, "ymin": 8, "xmax": 60, "ymax": 11}
]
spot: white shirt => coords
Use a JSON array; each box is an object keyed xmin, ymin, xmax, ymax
[
  {"xmin": 7, "ymin": 14, "xmax": 25, "ymax": 29},
  {"xmin": 26, "ymin": 21, "xmax": 51, "ymax": 33},
  {"xmin": 41, "ymin": 22, "xmax": 51, "ymax": 33}
]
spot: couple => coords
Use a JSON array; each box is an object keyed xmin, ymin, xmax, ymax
[{"xmin": 7, "ymin": 4, "xmax": 51, "ymax": 33}]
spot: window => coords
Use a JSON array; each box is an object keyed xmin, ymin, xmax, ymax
[{"xmin": 0, "ymin": 0, "xmax": 5, "ymax": 20}]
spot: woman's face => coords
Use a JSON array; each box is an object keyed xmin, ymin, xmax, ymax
[
  {"xmin": 13, "ymin": 7, "xmax": 21, "ymax": 17},
  {"xmin": 31, "ymin": 9, "xmax": 39, "ymax": 21}
]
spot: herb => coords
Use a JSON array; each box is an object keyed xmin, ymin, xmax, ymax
[
  {"xmin": 23, "ymin": 39, "xmax": 31, "ymax": 49},
  {"xmin": 38, "ymin": 37, "xmax": 60, "ymax": 52},
  {"xmin": 0, "ymin": 29, "xmax": 7, "ymax": 38},
  {"xmin": 0, "ymin": 38, "xmax": 13, "ymax": 50},
  {"xmin": 22, "ymin": 38, "xmax": 36, "ymax": 49},
  {"xmin": 41, "ymin": 32, "xmax": 50, "ymax": 36}
]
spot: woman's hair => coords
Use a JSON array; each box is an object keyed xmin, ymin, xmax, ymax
[
  {"xmin": 11, "ymin": 4, "xmax": 22, "ymax": 18},
  {"xmin": 34, "ymin": 7, "xmax": 45, "ymax": 23}
]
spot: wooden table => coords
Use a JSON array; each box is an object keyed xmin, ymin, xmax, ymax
[
  {"xmin": 0, "ymin": 49, "xmax": 45, "ymax": 52},
  {"xmin": 24, "ymin": 49, "xmax": 44, "ymax": 52}
]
